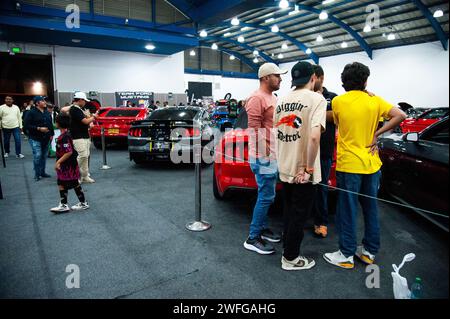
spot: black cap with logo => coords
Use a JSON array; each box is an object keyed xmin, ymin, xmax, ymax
[{"xmin": 291, "ymin": 61, "xmax": 314, "ymax": 87}]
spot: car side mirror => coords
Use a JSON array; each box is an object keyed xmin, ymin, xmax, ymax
[{"xmin": 404, "ymin": 132, "xmax": 419, "ymax": 142}]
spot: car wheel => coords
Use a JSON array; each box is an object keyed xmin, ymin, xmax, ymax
[
  {"xmin": 212, "ymin": 166, "xmax": 224, "ymax": 200},
  {"xmin": 132, "ymin": 153, "xmax": 146, "ymax": 165}
]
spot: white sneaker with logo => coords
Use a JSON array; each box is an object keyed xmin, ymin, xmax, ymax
[
  {"xmin": 323, "ymin": 250, "xmax": 354, "ymax": 269},
  {"xmin": 355, "ymin": 246, "xmax": 375, "ymax": 265},
  {"xmin": 50, "ymin": 203, "xmax": 70, "ymax": 213},
  {"xmin": 71, "ymin": 202, "xmax": 89, "ymax": 211},
  {"xmin": 17, "ymin": 154, "xmax": 25, "ymax": 159},
  {"xmin": 4, "ymin": 153, "xmax": 8, "ymax": 158},
  {"xmin": 281, "ymin": 256, "xmax": 316, "ymax": 271},
  {"xmin": 81, "ymin": 177, "xmax": 95, "ymax": 184}
]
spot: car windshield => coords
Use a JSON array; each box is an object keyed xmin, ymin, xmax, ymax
[
  {"xmin": 421, "ymin": 108, "xmax": 449, "ymax": 119},
  {"xmin": 148, "ymin": 109, "xmax": 198, "ymax": 121},
  {"xmin": 215, "ymin": 106, "xmax": 228, "ymax": 113},
  {"xmin": 106, "ymin": 109, "xmax": 141, "ymax": 117}
]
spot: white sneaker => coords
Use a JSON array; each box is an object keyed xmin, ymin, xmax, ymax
[
  {"xmin": 81, "ymin": 176, "xmax": 95, "ymax": 184},
  {"xmin": 323, "ymin": 250, "xmax": 354, "ymax": 269},
  {"xmin": 50, "ymin": 203, "xmax": 70, "ymax": 213},
  {"xmin": 281, "ymin": 256, "xmax": 316, "ymax": 271},
  {"xmin": 4, "ymin": 153, "xmax": 8, "ymax": 158},
  {"xmin": 16, "ymin": 154, "xmax": 25, "ymax": 159},
  {"xmin": 355, "ymin": 246, "xmax": 375, "ymax": 265},
  {"xmin": 71, "ymin": 202, "xmax": 89, "ymax": 211}
]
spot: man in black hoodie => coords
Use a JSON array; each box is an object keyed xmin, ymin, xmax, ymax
[{"xmin": 24, "ymin": 96, "xmax": 54, "ymax": 181}]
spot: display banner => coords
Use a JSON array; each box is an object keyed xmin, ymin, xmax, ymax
[{"xmin": 115, "ymin": 92, "xmax": 154, "ymax": 107}]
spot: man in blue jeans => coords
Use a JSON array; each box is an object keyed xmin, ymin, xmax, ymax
[
  {"xmin": 0, "ymin": 96, "xmax": 25, "ymax": 159},
  {"xmin": 243, "ymin": 63, "xmax": 287, "ymax": 255},
  {"xmin": 24, "ymin": 96, "xmax": 54, "ymax": 181},
  {"xmin": 323, "ymin": 62, "xmax": 406, "ymax": 269}
]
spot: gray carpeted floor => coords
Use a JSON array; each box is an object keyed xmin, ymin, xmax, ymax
[{"xmin": 0, "ymin": 138, "xmax": 448, "ymax": 299}]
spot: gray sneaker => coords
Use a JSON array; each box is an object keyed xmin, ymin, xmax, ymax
[
  {"xmin": 281, "ymin": 256, "xmax": 316, "ymax": 271},
  {"xmin": 243, "ymin": 237, "xmax": 275, "ymax": 255},
  {"xmin": 261, "ymin": 228, "xmax": 281, "ymax": 243}
]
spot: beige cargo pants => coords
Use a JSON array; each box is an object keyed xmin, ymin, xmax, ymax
[{"xmin": 73, "ymin": 138, "xmax": 91, "ymax": 179}]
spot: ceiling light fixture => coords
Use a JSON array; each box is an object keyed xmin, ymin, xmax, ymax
[
  {"xmin": 190, "ymin": 50, "xmax": 196, "ymax": 56},
  {"xmin": 145, "ymin": 44, "xmax": 155, "ymax": 50},
  {"xmin": 282, "ymin": 43, "xmax": 288, "ymax": 50},
  {"xmin": 253, "ymin": 57, "xmax": 259, "ymax": 63},
  {"xmin": 316, "ymin": 35, "xmax": 324, "ymax": 42},
  {"xmin": 253, "ymin": 50, "xmax": 259, "ymax": 56},
  {"xmin": 433, "ymin": 9, "xmax": 444, "ymax": 18},
  {"xmin": 230, "ymin": 55, "xmax": 236, "ymax": 60},
  {"xmin": 319, "ymin": 11, "xmax": 328, "ymax": 20},
  {"xmin": 387, "ymin": 33, "xmax": 396, "ymax": 40},
  {"xmin": 278, "ymin": 53, "xmax": 284, "ymax": 59},
  {"xmin": 305, "ymin": 48, "xmax": 312, "ymax": 55},
  {"xmin": 238, "ymin": 36, "xmax": 245, "ymax": 43},
  {"xmin": 363, "ymin": 25, "xmax": 372, "ymax": 33},
  {"xmin": 341, "ymin": 41, "xmax": 348, "ymax": 48},
  {"xmin": 199, "ymin": 30, "xmax": 208, "ymax": 37},
  {"xmin": 211, "ymin": 43, "xmax": 218, "ymax": 50},
  {"xmin": 231, "ymin": 17, "xmax": 240, "ymax": 26},
  {"xmin": 271, "ymin": 25, "xmax": 280, "ymax": 33},
  {"xmin": 279, "ymin": 0, "xmax": 289, "ymax": 9}
]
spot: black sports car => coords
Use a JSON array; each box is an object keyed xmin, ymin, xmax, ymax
[
  {"xmin": 128, "ymin": 106, "xmax": 215, "ymax": 164},
  {"xmin": 379, "ymin": 117, "xmax": 449, "ymax": 231}
]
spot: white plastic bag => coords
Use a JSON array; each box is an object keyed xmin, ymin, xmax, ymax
[{"xmin": 391, "ymin": 253, "xmax": 416, "ymax": 299}]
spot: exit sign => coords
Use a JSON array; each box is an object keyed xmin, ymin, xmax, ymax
[{"xmin": 11, "ymin": 47, "xmax": 21, "ymax": 53}]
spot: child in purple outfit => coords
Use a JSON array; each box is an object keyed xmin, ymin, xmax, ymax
[{"xmin": 50, "ymin": 114, "xmax": 89, "ymax": 213}]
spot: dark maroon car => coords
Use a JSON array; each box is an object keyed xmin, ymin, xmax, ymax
[{"xmin": 379, "ymin": 117, "xmax": 449, "ymax": 231}]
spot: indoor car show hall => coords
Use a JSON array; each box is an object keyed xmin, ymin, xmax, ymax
[{"xmin": 0, "ymin": 0, "xmax": 448, "ymax": 303}]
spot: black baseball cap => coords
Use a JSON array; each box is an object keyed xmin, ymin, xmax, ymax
[
  {"xmin": 291, "ymin": 61, "xmax": 315, "ymax": 87},
  {"xmin": 33, "ymin": 96, "xmax": 47, "ymax": 103}
]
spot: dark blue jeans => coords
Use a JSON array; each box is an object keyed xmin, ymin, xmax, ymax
[
  {"xmin": 29, "ymin": 138, "xmax": 49, "ymax": 178},
  {"xmin": 313, "ymin": 157, "xmax": 332, "ymax": 226},
  {"xmin": 336, "ymin": 170, "xmax": 381, "ymax": 257},
  {"xmin": 248, "ymin": 157, "xmax": 278, "ymax": 239},
  {"xmin": 3, "ymin": 127, "xmax": 21, "ymax": 155}
]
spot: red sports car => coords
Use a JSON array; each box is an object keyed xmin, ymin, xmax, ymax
[
  {"xmin": 213, "ymin": 110, "xmax": 336, "ymax": 199},
  {"xmin": 90, "ymin": 107, "xmax": 149, "ymax": 148},
  {"xmin": 399, "ymin": 107, "xmax": 448, "ymax": 133}
]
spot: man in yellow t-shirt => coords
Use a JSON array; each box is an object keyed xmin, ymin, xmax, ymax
[{"xmin": 323, "ymin": 62, "xmax": 406, "ymax": 269}]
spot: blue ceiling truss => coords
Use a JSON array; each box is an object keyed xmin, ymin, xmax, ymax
[
  {"xmin": 202, "ymin": 36, "xmax": 276, "ymax": 64},
  {"xmin": 411, "ymin": 0, "xmax": 448, "ymax": 50}
]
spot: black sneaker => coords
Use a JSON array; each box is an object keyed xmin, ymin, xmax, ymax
[
  {"xmin": 41, "ymin": 173, "xmax": 51, "ymax": 178},
  {"xmin": 261, "ymin": 228, "xmax": 281, "ymax": 243},
  {"xmin": 243, "ymin": 237, "xmax": 275, "ymax": 255}
]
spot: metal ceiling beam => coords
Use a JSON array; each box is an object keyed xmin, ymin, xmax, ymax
[
  {"xmin": 185, "ymin": 68, "xmax": 258, "ymax": 79},
  {"xmin": 166, "ymin": 0, "xmax": 276, "ymax": 25},
  {"xmin": 201, "ymin": 36, "xmax": 277, "ymax": 64},
  {"xmin": 261, "ymin": 3, "xmax": 372, "ymax": 59},
  {"xmin": 411, "ymin": 0, "xmax": 448, "ymax": 50},
  {"xmin": 214, "ymin": 0, "xmax": 410, "ymax": 57},
  {"xmin": 213, "ymin": 21, "xmax": 319, "ymax": 63}
]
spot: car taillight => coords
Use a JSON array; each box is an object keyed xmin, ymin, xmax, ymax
[
  {"xmin": 186, "ymin": 127, "xmax": 201, "ymax": 137},
  {"xmin": 129, "ymin": 128, "xmax": 142, "ymax": 137}
]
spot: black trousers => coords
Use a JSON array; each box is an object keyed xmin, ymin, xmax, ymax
[{"xmin": 282, "ymin": 182, "xmax": 315, "ymax": 260}]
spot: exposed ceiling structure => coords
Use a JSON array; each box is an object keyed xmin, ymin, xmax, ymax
[
  {"xmin": 0, "ymin": 0, "xmax": 448, "ymax": 71},
  {"xmin": 196, "ymin": 0, "xmax": 449, "ymax": 65}
]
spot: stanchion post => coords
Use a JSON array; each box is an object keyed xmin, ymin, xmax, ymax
[
  {"xmin": 100, "ymin": 127, "xmax": 111, "ymax": 170},
  {"xmin": 186, "ymin": 135, "xmax": 211, "ymax": 232},
  {"xmin": 0, "ymin": 129, "xmax": 6, "ymax": 168}
]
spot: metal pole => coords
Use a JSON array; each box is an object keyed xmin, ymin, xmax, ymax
[
  {"xmin": 186, "ymin": 136, "xmax": 211, "ymax": 232},
  {"xmin": 0, "ymin": 129, "xmax": 5, "ymax": 199},
  {"xmin": 100, "ymin": 127, "xmax": 111, "ymax": 170},
  {"xmin": 0, "ymin": 129, "xmax": 6, "ymax": 168}
]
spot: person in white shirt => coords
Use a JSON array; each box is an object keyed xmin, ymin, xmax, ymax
[{"xmin": 0, "ymin": 96, "xmax": 24, "ymax": 158}]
